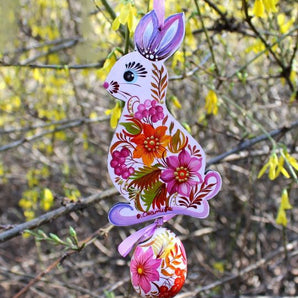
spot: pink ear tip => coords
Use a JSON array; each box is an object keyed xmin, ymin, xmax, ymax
[{"xmin": 103, "ymin": 82, "xmax": 109, "ymax": 89}]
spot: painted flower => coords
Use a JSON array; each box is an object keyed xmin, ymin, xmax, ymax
[
  {"xmin": 130, "ymin": 246, "xmax": 161, "ymax": 294},
  {"xmin": 134, "ymin": 99, "xmax": 165, "ymax": 123},
  {"xmin": 161, "ymin": 149, "xmax": 202, "ymax": 196},
  {"xmin": 131, "ymin": 123, "xmax": 171, "ymax": 166}
]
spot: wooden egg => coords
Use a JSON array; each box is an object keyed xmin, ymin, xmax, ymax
[{"xmin": 130, "ymin": 227, "xmax": 187, "ymax": 297}]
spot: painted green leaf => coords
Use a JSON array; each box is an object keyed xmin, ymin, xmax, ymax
[
  {"xmin": 120, "ymin": 121, "xmax": 141, "ymax": 135},
  {"xmin": 129, "ymin": 166, "xmax": 161, "ymax": 190},
  {"xmin": 142, "ymin": 181, "xmax": 163, "ymax": 211}
]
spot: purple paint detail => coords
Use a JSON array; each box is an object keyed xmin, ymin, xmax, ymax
[
  {"xmin": 118, "ymin": 215, "xmax": 174, "ymax": 257},
  {"xmin": 109, "ymin": 203, "xmax": 209, "ymax": 226},
  {"xmin": 108, "ymin": 170, "xmax": 221, "ymax": 226},
  {"xmin": 134, "ymin": 11, "xmax": 185, "ymax": 61},
  {"xmin": 104, "ymin": 8, "xmax": 222, "ymax": 228}
]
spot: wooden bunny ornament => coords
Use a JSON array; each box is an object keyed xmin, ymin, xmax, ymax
[{"xmin": 104, "ymin": 9, "xmax": 221, "ymax": 226}]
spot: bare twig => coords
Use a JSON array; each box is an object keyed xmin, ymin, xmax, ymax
[
  {"xmin": 12, "ymin": 250, "xmax": 77, "ymax": 298},
  {"xmin": 12, "ymin": 224, "xmax": 112, "ymax": 298},
  {"xmin": 0, "ymin": 116, "xmax": 109, "ymax": 152},
  {"xmin": 194, "ymin": 0, "xmax": 220, "ymax": 77},
  {"xmin": 0, "ymin": 117, "xmax": 99, "ymax": 135},
  {"xmin": 0, "ymin": 61, "xmax": 104, "ymax": 70},
  {"xmin": 207, "ymin": 120, "xmax": 298, "ymax": 167},
  {"xmin": 0, "ymin": 187, "xmax": 118, "ymax": 242},
  {"xmin": 176, "ymin": 240, "xmax": 298, "ymax": 297},
  {"xmin": 242, "ymin": 0, "xmax": 294, "ymax": 92}
]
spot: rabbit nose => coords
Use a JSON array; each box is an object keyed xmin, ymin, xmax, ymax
[{"xmin": 103, "ymin": 82, "xmax": 109, "ymax": 89}]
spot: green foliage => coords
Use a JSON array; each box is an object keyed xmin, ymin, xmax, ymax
[
  {"xmin": 25, "ymin": 226, "xmax": 84, "ymax": 251},
  {"xmin": 104, "ymin": 290, "xmax": 115, "ymax": 298}
]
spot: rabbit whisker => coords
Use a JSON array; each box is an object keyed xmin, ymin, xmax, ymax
[
  {"xmin": 117, "ymin": 90, "xmax": 132, "ymax": 100},
  {"xmin": 121, "ymin": 83, "xmax": 142, "ymax": 87}
]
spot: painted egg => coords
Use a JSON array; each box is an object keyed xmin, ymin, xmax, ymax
[{"xmin": 130, "ymin": 227, "xmax": 187, "ymax": 297}]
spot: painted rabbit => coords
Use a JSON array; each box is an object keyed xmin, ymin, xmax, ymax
[{"xmin": 104, "ymin": 9, "xmax": 221, "ymax": 226}]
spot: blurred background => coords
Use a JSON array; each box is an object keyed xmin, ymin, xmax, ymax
[{"xmin": 0, "ymin": 0, "xmax": 297, "ymax": 297}]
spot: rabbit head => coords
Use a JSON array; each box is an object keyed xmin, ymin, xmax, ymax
[{"xmin": 104, "ymin": 10, "xmax": 185, "ymax": 102}]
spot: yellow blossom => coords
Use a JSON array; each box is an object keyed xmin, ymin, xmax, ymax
[
  {"xmin": 253, "ymin": 0, "xmax": 279, "ymax": 17},
  {"xmin": 245, "ymin": 39, "xmax": 266, "ymax": 54},
  {"xmin": 275, "ymin": 155, "xmax": 290, "ymax": 179},
  {"xmin": 275, "ymin": 205, "xmax": 288, "ymax": 227},
  {"xmin": 258, "ymin": 153, "xmax": 278, "ymax": 180},
  {"xmin": 40, "ymin": 188, "xmax": 54, "ymax": 211},
  {"xmin": 253, "ymin": 0, "xmax": 265, "ymax": 17},
  {"xmin": 205, "ymin": 90, "xmax": 219, "ymax": 115},
  {"xmin": 277, "ymin": 13, "xmax": 295, "ymax": 34},
  {"xmin": 263, "ymin": 0, "xmax": 278, "ymax": 13},
  {"xmin": 112, "ymin": 2, "xmax": 137, "ymax": 33},
  {"xmin": 24, "ymin": 210, "xmax": 35, "ymax": 221},
  {"xmin": 171, "ymin": 95, "xmax": 182, "ymax": 109},
  {"xmin": 284, "ymin": 151, "xmax": 298, "ymax": 171},
  {"xmin": 289, "ymin": 69, "xmax": 296, "ymax": 85},
  {"xmin": 280, "ymin": 189, "xmax": 292, "ymax": 210},
  {"xmin": 89, "ymin": 111, "xmax": 98, "ymax": 119},
  {"xmin": 185, "ymin": 21, "xmax": 197, "ymax": 50},
  {"xmin": 213, "ymin": 261, "xmax": 225, "ymax": 273},
  {"xmin": 105, "ymin": 101, "xmax": 122, "ymax": 129},
  {"xmin": 97, "ymin": 53, "xmax": 117, "ymax": 80},
  {"xmin": 172, "ymin": 51, "xmax": 185, "ymax": 69}
]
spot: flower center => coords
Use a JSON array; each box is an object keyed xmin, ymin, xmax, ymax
[
  {"xmin": 174, "ymin": 167, "xmax": 189, "ymax": 182},
  {"xmin": 143, "ymin": 136, "xmax": 160, "ymax": 152},
  {"xmin": 137, "ymin": 266, "xmax": 143, "ymax": 275}
]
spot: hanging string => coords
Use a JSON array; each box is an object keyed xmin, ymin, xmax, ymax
[
  {"xmin": 153, "ymin": 0, "xmax": 165, "ymax": 28},
  {"xmin": 118, "ymin": 214, "xmax": 175, "ymax": 257}
]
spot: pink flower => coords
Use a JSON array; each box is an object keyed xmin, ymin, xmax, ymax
[
  {"xmin": 130, "ymin": 246, "xmax": 161, "ymax": 293},
  {"xmin": 161, "ymin": 150, "xmax": 202, "ymax": 196}
]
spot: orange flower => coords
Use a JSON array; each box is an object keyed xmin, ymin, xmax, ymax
[{"xmin": 131, "ymin": 124, "xmax": 171, "ymax": 166}]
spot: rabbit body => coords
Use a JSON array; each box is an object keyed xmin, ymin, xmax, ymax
[{"xmin": 104, "ymin": 11, "xmax": 221, "ymax": 225}]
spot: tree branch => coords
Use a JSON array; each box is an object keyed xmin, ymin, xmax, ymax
[
  {"xmin": 0, "ymin": 187, "xmax": 118, "ymax": 242},
  {"xmin": 242, "ymin": 0, "xmax": 294, "ymax": 92},
  {"xmin": 176, "ymin": 240, "xmax": 298, "ymax": 297},
  {"xmin": 0, "ymin": 116, "xmax": 109, "ymax": 152},
  {"xmin": 0, "ymin": 120, "xmax": 297, "ymax": 242},
  {"xmin": 0, "ymin": 61, "xmax": 104, "ymax": 70},
  {"xmin": 206, "ymin": 120, "xmax": 298, "ymax": 167}
]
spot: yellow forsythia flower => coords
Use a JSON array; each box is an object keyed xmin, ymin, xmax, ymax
[
  {"xmin": 253, "ymin": 0, "xmax": 265, "ymax": 17},
  {"xmin": 276, "ymin": 205, "xmax": 288, "ymax": 227},
  {"xmin": 171, "ymin": 95, "xmax": 182, "ymax": 109},
  {"xmin": 253, "ymin": 0, "xmax": 279, "ymax": 17},
  {"xmin": 284, "ymin": 151, "xmax": 298, "ymax": 171},
  {"xmin": 280, "ymin": 189, "xmax": 292, "ymax": 210},
  {"xmin": 89, "ymin": 111, "xmax": 98, "ymax": 119},
  {"xmin": 112, "ymin": 1, "xmax": 137, "ymax": 33},
  {"xmin": 205, "ymin": 90, "xmax": 218, "ymax": 115},
  {"xmin": 172, "ymin": 51, "xmax": 185, "ymax": 69},
  {"xmin": 40, "ymin": 188, "xmax": 54, "ymax": 211},
  {"xmin": 213, "ymin": 261, "xmax": 225, "ymax": 273},
  {"xmin": 97, "ymin": 53, "xmax": 117, "ymax": 80},
  {"xmin": 245, "ymin": 39, "xmax": 266, "ymax": 54},
  {"xmin": 289, "ymin": 69, "xmax": 296, "ymax": 85},
  {"xmin": 105, "ymin": 101, "xmax": 122, "ymax": 129},
  {"xmin": 277, "ymin": 13, "xmax": 295, "ymax": 34},
  {"xmin": 263, "ymin": 0, "xmax": 278, "ymax": 13},
  {"xmin": 258, "ymin": 152, "xmax": 278, "ymax": 180},
  {"xmin": 275, "ymin": 155, "xmax": 290, "ymax": 179}
]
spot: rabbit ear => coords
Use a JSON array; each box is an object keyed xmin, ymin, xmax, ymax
[{"xmin": 134, "ymin": 10, "xmax": 185, "ymax": 61}]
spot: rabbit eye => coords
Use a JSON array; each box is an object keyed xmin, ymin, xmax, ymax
[{"xmin": 123, "ymin": 70, "xmax": 136, "ymax": 82}]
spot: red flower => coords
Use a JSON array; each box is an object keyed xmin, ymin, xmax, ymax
[{"xmin": 131, "ymin": 123, "xmax": 171, "ymax": 166}]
